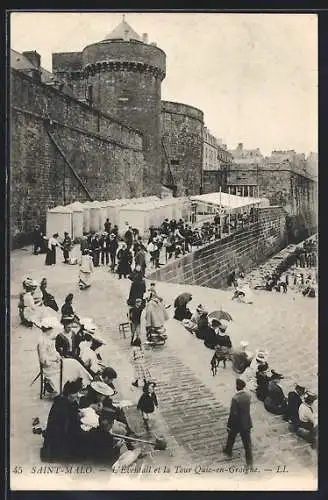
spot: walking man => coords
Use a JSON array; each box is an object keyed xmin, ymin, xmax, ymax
[{"xmin": 223, "ymin": 378, "xmax": 253, "ymax": 466}]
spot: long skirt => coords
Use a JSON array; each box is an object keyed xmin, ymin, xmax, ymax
[
  {"xmin": 79, "ymin": 270, "xmax": 91, "ymax": 289},
  {"xmin": 44, "ymin": 358, "xmax": 93, "ymax": 393},
  {"xmin": 45, "ymin": 247, "xmax": 56, "ymax": 266},
  {"xmin": 23, "ymin": 304, "xmax": 49, "ymax": 326}
]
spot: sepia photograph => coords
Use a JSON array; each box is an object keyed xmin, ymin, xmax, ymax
[{"xmin": 8, "ymin": 10, "xmax": 318, "ymax": 491}]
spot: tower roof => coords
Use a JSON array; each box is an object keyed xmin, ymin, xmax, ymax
[{"xmin": 102, "ymin": 17, "xmax": 141, "ymax": 42}]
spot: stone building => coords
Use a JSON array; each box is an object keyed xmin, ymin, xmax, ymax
[
  {"xmin": 226, "ymin": 145, "xmax": 318, "ymax": 239},
  {"xmin": 10, "ymin": 18, "xmax": 317, "ymax": 246},
  {"xmin": 52, "ymin": 18, "xmax": 166, "ymax": 197},
  {"xmin": 10, "ymin": 18, "xmax": 216, "ymax": 246}
]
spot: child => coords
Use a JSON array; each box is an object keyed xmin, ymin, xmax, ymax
[
  {"xmin": 137, "ymin": 381, "xmax": 158, "ymax": 431},
  {"xmin": 130, "ymin": 337, "xmax": 150, "ymax": 388},
  {"xmin": 129, "ymin": 298, "xmax": 145, "ymax": 345}
]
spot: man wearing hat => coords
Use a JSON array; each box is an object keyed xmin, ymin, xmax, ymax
[
  {"xmin": 284, "ymin": 384, "xmax": 306, "ymax": 429},
  {"xmin": 298, "ymin": 392, "xmax": 318, "ymax": 446},
  {"xmin": 62, "ymin": 232, "xmax": 72, "ymax": 264}
]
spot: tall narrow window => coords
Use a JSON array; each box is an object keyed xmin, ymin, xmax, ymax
[{"xmin": 87, "ymin": 85, "xmax": 93, "ymax": 105}]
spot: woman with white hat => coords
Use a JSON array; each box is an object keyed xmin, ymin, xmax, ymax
[
  {"xmin": 19, "ymin": 278, "xmax": 43, "ymax": 326},
  {"xmin": 37, "ymin": 317, "xmax": 92, "ymax": 395},
  {"xmin": 241, "ymin": 349, "xmax": 269, "ymax": 392},
  {"xmin": 18, "ymin": 278, "xmax": 35, "ymax": 326}
]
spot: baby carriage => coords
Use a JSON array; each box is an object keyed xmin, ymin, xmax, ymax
[{"xmin": 145, "ymin": 326, "xmax": 168, "ymax": 347}]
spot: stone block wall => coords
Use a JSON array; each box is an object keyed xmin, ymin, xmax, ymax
[
  {"xmin": 10, "ymin": 69, "xmax": 145, "ymax": 248},
  {"xmin": 147, "ymin": 206, "xmax": 287, "ymax": 289},
  {"xmin": 161, "ymin": 101, "xmax": 204, "ymax": 196}
]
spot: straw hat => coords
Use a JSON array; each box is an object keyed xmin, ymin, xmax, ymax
[
  {"xmin": 90, "ymin": 381, "xmax": 115, "ymax": 397},
  {"xmin": 255, "ymin": 349, "xmax": 268, "ymax": 362}
]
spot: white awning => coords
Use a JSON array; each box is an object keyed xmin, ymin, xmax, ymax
[{"xmin": 190, "ymin": 192, "xmax": 269, "ymax": 210}]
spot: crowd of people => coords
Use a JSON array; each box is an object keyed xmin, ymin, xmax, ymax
[
  {"xmin": 251, "ymin": 236, "xmax": 318, "ymax": 299},
  {"xmin": 23, "ymin": 218, "xmax": 317, "ymax": 468},
  {"xmin": 32, "ymin": 204, "xmax": 259, "ymax": 276},
  {"xmin": 171, "ymin": 285, "xmax": 318, "ymax": 462},
  {"xmin": 19, "ymin": 254, "xmax": 170, "ymax": 467}
]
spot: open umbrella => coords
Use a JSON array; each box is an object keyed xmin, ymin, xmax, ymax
[
  {"xmin": 174, "ymin": 293, "xmax": 192, "ymax": 308},
  {"xmin": 208, "ymin": 309, "xmax": 233, "ymax": 322}
]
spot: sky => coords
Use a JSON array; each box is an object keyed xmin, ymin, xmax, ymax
[{"xmin": 9, "ymin": 11, "xmax": 318, "ymax": 156}]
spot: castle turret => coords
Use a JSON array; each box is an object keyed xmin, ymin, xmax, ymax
[{"xmin": 52, "ymin": 17, "xmax": 166, "ymax": 196}]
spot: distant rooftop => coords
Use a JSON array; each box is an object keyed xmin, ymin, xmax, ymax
[
  {"xmin": 11, "ymin": 48, "xmax": 54, "ymax": 83},
  {"xmin": 102, "ymin": 16, "xmax": 142, "ymax": 42}
]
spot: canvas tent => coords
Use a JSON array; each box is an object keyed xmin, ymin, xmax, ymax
[{"xmin": 190, "ymin": 192, "xmax": 269, "ymax": 220}]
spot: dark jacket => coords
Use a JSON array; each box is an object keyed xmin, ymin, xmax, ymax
[
  {"xmin": 134, "ymin": 249, "xmax": 146, "ymax": 272},
  {"xmin": 264, "ymin": 381, "xmax": 287, "ymax": 415},
  {"xmin": 137, "ymin": 392, "xmax": 158, "ymax": 414},
  {"xmin": 256, "ymin": 371, "xmax": 271, "ymax": 401},
  {"xmin": 174, "ymin": 306, "xmax": 192, "ymax": 321},
  {"xmin": 227, "ymin": 390, "xmax": 252, "ymax": 431},
  {"xmin": 117, "ymin": 248, "xmax": 132, "ymax": 275},
  {"xmin": 55, "ymin": 332, "xmax": 80, "ymax": 358},
  {"xmin": 286, "ymin": 391, "xmax": 303, "ymax": 426},
  {"xmin": 232, "ymin": 349, "xmax": 250, "ymax": 374},
  {"xmin": 203, "ymin": 326, "xmax": 219, "ymax": 349},
  {"xmin": 41, "ymin": 396, "xmax": 82, "ymax": 462},
  {"xmin": 124, "ymin": 229, "xmax": 133, "ymax": 246},
  {"xmin": 127, "ymin": 279, "xmax": 146, "ymax": 306},
  {"xmin": 129, "ymin": 305, "xmax": 144, "ymax": 325}
]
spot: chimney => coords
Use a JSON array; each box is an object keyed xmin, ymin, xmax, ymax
[
  {"xmin": 142, "ymin": 33, "xmax": 149, "ymax": 43},
  {"xmin": 22, "ymin": 50, "xmax": 41, "ymax": 69}
]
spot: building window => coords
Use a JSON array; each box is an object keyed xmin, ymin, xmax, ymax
[{"xmin": 171, "ymin": 159, "xmax": 180, "ymax": 166}]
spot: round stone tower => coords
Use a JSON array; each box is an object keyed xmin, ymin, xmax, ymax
[{"xmin": 81, "ymin": 18, "xmax": 166, "ymax": 195}]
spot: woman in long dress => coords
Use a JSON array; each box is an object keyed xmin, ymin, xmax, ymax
[
  {"xmin": 45, "ymin": 233, "xmax": 61, "ymax": 266},
  {"xmin": 37, "ymin": 318, "xmax": 93, "ymax": 394},
  {"xmin": 79, "ymin": 250, "xmax": 94, "ymax": 290}
]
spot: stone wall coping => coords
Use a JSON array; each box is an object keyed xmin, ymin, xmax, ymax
[{"xmin": 11, "ymin": 68, "xmax": 144, "ymax": 137}]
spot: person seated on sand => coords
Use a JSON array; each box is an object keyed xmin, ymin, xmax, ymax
[
  {"xmin": 255, "ymin": 362, "xmax": 271, "ymax": 401},
  {"xmin": 283, "ymin": 383, "xmax": 306, "ymax": 430},
  {"xmin": 182, "ymin": 304, "xmax": 207, "ymax": 334},
  {"xmin": 203, "ymin": 318, "xmax": 221, "ymax": 350},
  {"xmin": 264, "ymin": 370, "xmax": 287, "ymax": 415},
  {"xmin": 195, "ymin": 311, "xmax": 210, "ymax": 340},
  {"xmin": 174, "ymin": 303, "xmax": 192, "ymax": 322},
  {"xmin": 297, "ymin": 392, "xmax": 318, "ymax": 447},
  {"xmin": 212, "ymin": 320, "xmax": 232, "ymax": 368},
  {"xmin": 241, "ymin": 349, "xmax": 269, "ymax": 392},
  {"xmin": 231, "ymin": 341, "xmax": 253, "ymax": 375}
]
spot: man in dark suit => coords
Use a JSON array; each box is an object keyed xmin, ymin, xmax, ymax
[{"xmin": 223, "ymin": 378, "xmax": 253, "ymax": 466}]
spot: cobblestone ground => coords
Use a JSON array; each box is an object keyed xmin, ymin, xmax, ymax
[{"xmin": 10, "ymin": 245, "xmax": 317, "ymax": 490}]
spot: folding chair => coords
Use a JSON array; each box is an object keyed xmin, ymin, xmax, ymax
[{"xmin": 119, "ymin": 322, "xmax": 131, "ymax": 339}]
